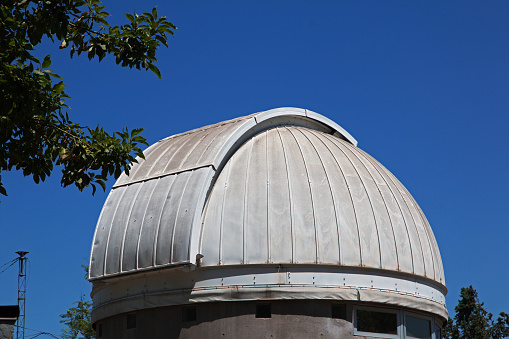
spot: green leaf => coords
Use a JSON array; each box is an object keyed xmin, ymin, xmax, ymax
[
  {"xmin": 131, "ymin": 128, "xmax": 145, "ymax": 136},
  {"xmin": 48, "ymin": 72, "xmax": 63, "ymax": 79},
  {"xmin": 97, "ymin": 180, "xmax": 106, "ymax": 191},
  {"xmin": 147, "ymin": 63, "xmax": 161, "ymax": 78},
  {"xmin": 0, "ymin": 1, "xmax": 175, "ymax": 198},
  {"xmin": 155, "ymin": 35, "xmax": 168, "ymax": 48},
  {"xmin": 54, "ymin": 81, "xmax": 65, "ymax": 93},
  {"xmin": 27, "ymin": 55, "xmax": 40, "ymax": 64},
  {"xmin": 42, "ymin": 55, "xmax": 51, "ymax": 68},
  {"xmin": 125, "ymin": 13, "xmax": 134, "ymax": 23}
]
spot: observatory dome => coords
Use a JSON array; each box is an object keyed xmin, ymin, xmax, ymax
[{"xmin": 89, "ymin": 108, "xmax": 447, "ymax": 338}]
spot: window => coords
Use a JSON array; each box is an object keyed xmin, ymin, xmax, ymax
[
  {"xmin": 357, "ymin": 309, "xmax": 398, "ymax": 334},
  {"xmin": 126, "ymin": 313, "xmax": 136, "ymax": 329},
  {"xmin": 405, "ymin": 314, "xmax": 431, "ymax": 339},
  {"xmin": 256, "ymin": 304, "xmax": 271, "ymax": 318},
  {"xmin": 354, "ymin": 307, "xmax": 400, "ymax": 339},
  {"xmin": 352, "ymin": 306, "xmax": 443, "ymax": 339},
  {"xmin": 96, "ymin": 323, "xmax": 103, "ymax": 337}
]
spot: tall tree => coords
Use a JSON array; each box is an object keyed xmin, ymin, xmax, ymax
[
  {"xmin": 0, "ymin": 0, "xmax": 176, "ymax": 197},
  {"xmin": 443, "ymin": 286, "xmax": 509, "ymax": 339},
  {"xmin": 60, "ymin": 295, "xmax": 94, "ymax": 339},
  {"xmin": 60, "ymin": 265, "xmax": 94, "ymax": 339}
]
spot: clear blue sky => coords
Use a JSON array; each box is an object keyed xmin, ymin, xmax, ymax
[{"xmin": 1, "ymin": 1, "xmax": 508, "ymax": 336}]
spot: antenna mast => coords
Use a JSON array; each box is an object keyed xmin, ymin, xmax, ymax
[{"xmin": 15, "ymin": 251, "xmax": 28, "ymax": 339}]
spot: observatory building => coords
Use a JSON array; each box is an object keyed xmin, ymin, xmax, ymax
[{"xmin": 89, "ymin": 108, "xmax": 447, "ymax": 338}]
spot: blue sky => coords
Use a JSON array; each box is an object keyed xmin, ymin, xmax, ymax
[{"xmin": 1, "ymin": 1, "xmax": 508, "ymax": 336}]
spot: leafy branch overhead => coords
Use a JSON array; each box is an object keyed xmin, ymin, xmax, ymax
[{"xmin": 0, "ymin": 0, "xmax": 176, "ymax": 196}]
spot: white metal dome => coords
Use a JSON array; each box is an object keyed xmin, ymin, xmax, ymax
[
  {"xmin": 200, "ymin": 125, "xmax": 444, "ymax": 285},
  {"xmin": 89, "ymin": 108, "xmax": 447, "ymax": 323},
  {"xmin": 89, "ymin": 108, "xmax": 357, "ymax": 279}
]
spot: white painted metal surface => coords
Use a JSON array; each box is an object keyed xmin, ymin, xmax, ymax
[
  {"xmin": 200, "ymin": 126, "xmax": 444, "ymax": 285},
  {"xmin": 89, "ymin": 108, "xmax": 444, "ymax": 295},
  {"xmin": 89, "ymin": 108, "xmax": 358, "ymax": 279}
]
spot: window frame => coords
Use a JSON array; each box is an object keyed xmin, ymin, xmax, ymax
[
  {"xmin": 433, "ymin": 323, "xmax": 442, "ymax": 339},
  {"xmin": 353, "ymin": 306, "xmax": 442, "ymax": 339},
  {"xmin": 403, "ymin": 311, "xmax": 443, "ymax": 339},
  {"xmin": 353, "ymin": 306, "xmax": 402, "ymax": 339},
  {"xmin": 404, "ymin": 311, "xmax": 433, "ymax": 339}
]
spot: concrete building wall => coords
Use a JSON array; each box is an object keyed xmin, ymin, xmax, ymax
[
  {"xmin": 0, "ymin": 320, "xmax": 16, "ymax": 339},
  {"xmin": 94, "ymin": 300, "xmax": 354, "ymax": 339}
]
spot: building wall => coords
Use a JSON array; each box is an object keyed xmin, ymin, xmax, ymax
[
  {"xmin": 0, "ymin": 320, "xmax": 16, "ymax": 339},
  {"xmin": 94, "ymin": 300, "xmax": 353, "ymax": 339}
]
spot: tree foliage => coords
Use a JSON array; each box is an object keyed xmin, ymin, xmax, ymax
[
  {"xmin": 60, "ymin": 294, "xmax": 94, "ymax": 339},
  {"xmin": 0, "ymin": 0, "xmax": 176, "ymax": 197},
  {"xmin": 60, "ymin": 265, "xmax": 94, "ymax": 339},
  {"xmin": 443, "ymin": 286, "xmax": 509, "ymax": 339}
]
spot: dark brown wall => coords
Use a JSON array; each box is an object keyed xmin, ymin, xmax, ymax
[{"xmin": 95, "ymin": 300, "xmax": 354, "ymax": 339}]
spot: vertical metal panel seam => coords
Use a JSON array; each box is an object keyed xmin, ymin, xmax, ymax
[
  {"xmin": 406, "ymin": 191, "xmax": 437, "ymax": 280},
  {"xmin": 89, "ymin": 188, "xmax": 114, "ymax": 278},
  {"xmin": 309, "ymin": 131, "xmax": 363, "ymax": 266},
  {"xmin": 341, "ymin": 141, "xmax": 400, "ymax": 271},
  {"xmin": 297, "ymin": 128, "xmax": 341, "ymax": 265},
  {"xmin": 352, "ymin": 147, "xmax": 416, "ymax": 275},
  {"xmin": 218, "ymin": 161, "xmax": 233, "ymax": 265},
  {"xmin": 323, "ymin": 134, "xmax": 383, "ymax": 268},
  {"xmin": 175, "ymin": 130, "xmax": 213, "ymax": 169},
  {"xmin": 194, "ymin": 125, "xmax": 223, "ymax": 165},
  {"xmin": 134, "ymin": 178, "xmax": 159, "ymax": 270},
  {"xmin": 161, "ymin": 131, "xmax": 207, "ymax": 175},
  {"xmin": 118, "ymin": 183, "xmax": 144, "ymax": 272},
  {"xmin": 397, "ymin": 179, "xmax": 442, "ymax": 282},
  {"xmin": 189, "ymin": 167, "xmax": 215, "ymax": 261},
  {"xmin": 152, "ymin": 175, "xmax": 179, "ymax": 266},
  {"xmin": 169, "ymin": 171, "xmax": 195, "ymax": 263},
  {"xmin": 142, "ymin": 136, "xmax": 184, "ymax": 179},
  {"xmin": 285, "ymin": 126, "xmax": 319, "ymax": 264},
  {"xmin": 195, "ymin": 122, "xmax": 240, "ymax": 165},
  {"xmin": 102, "ymin": 187, "xmax": 129, "ymax": 276},
  {"xmin": 386, "ymin": 175, "xmax": 428, "ymax": 278},
  {"xmin": 180, "ymin": 168, "xmax": 211, "ymax": 264},
  {"xmin": 265, "ymin": 131, "xmax": 271, "ymax": 263},
  {"xmin": 306, "ymin": 129, "xmax": 350, "ymax": 265},
  {"xmin": 210, "ymin": 118, "xmax": 258, "ymax": 173},
  {"xmin": 401, "ymin": 186, "xmax": 439, "ymax": 282},
  {"xmin": 365, "ymin": 154, "xmax": 426, "ymax": 277},
  {"xmin": 418, "ymin": 206, "xmax": 444, "ymax": 283},
  {"xmin": 242, "ymin": 139, "xmax": 254, "ymax": 264},
  {"xmin": 121, "ymin": 141, "xmax": 162, "ymax": 183},
  {"xmin": 276, "ymin": 128, "xmax": 294, "ymax": 263},
  {"xmin": 197, "ymin": 169, "xmax": 216, "ymax": 256}
]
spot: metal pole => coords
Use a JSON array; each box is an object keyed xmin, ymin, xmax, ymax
[{"xmin": 15, "ymin": 251, "xmax": 28, "ymax": 339}]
